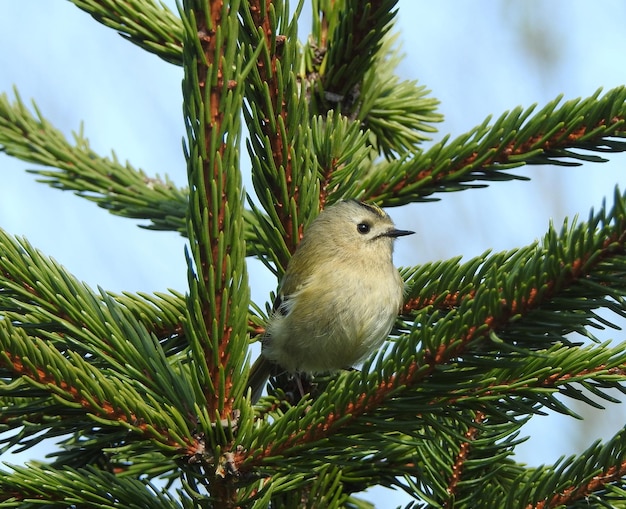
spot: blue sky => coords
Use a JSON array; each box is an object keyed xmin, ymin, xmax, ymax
[{"xmin": 1, "ymin": 1, "xmax": 626, "ymax": 506}]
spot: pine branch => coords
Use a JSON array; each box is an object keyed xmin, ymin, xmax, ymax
[
  {"xmin": 0, "ymin": 217, "xmax": 194, "ymax": 365},
  {"xmin": 362, "ymin": 87, "xmax": 626, "ymax": 206},
  {"xmin": 514, "ymin": 427, "xmax": 626, "ymax": 508},
  {"xmin": 0, "ymin": 464, "xmax": 184, "ymax": 507},
  {"xmin": 358, "ymin": 33, "xmax": 442, "ymax": 158},
  {"xmin": 0, "ymin": 319, "xmax": 195, "ymax": 453},
  {"xmin": 108, "ymin": 289, "xmax": 188, "ymax": 356},
  {"xmin": 306, "ymin": 2, "xmax": 442, "ymax": 157},
  {"xmin": 177, "ymin": 4, "xmax": 250, "ymax": 506},
  {"xmin": 0, "ymin": 90, "xmax": 188, "ymax": 234},
  {"xmin": 0, "ymin": 397, "xmax": 102, "ymax": 457},
  {"xmin": 69, "ymin": 0, "xmax": 184, "ymax": 65},
  {"xmin": 0, "ymin": 229, "xmax": 185, "ymax": 383},
  {"xmin": 46, "ymin": 432, "xmax": 181, "ymax": 482},
  {"xmin": 0, "ymin": 89, "xmax": 272, "ymax": 253},
  {"xmin": 0, "ymin": 229, "xmax": 205, "ymax": 459},
  {"xmin": 240, "ymin": 0, "xmax": 321, "ymax": 275},
  {"xmin": 306, "ymin": 0, "xmax": 397, "ymax": 115}
]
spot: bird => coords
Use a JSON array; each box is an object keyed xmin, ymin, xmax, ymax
[{"xmin": 248, "ymin": 200, "xmax": 414, "ymax": 402}]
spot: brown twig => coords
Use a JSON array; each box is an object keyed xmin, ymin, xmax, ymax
[
  {"xmin": 445, "ymin": 411, "xmax": 486, "ymax": 504},
  {"xmin": 373, "ymin": 115, "xmax": 626, "ymax": 200},
  {"xmin": 528, "ymin": 460, "xmax": 626, "ymax": 509}
]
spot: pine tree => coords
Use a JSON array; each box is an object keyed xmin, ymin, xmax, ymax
[{"xmin": 1, "ymin": 1, "xmax": 626, "ymax": 508}]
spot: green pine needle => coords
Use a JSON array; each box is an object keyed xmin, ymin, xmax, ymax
[{"xmin": 2, "ymin": 1, "xmax": 626, "ymax": 507}]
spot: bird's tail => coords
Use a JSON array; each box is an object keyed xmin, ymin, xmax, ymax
[{"xmin": 248, "ymin": 355, "xmax": 273, "ymax": 403}]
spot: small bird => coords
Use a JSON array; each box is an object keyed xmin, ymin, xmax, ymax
[{"xmin": 249, "ymin": 200, "xmax": 414, "ymax": 402}]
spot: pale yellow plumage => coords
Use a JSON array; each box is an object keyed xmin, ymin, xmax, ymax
[{"xmin": 249, "ymin": 200, "xmax": 413, "ymax": 402}]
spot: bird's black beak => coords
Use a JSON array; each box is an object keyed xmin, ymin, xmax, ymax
[{"xmin": 386, "ymin": 228, "xmax": 415, "ymax": 238}]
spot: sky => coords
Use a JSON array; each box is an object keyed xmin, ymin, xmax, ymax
[{"xmin": 1, "ymin": 1, "xmax": 626, "ymax": 506}]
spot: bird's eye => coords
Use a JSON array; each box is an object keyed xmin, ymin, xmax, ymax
[{"xmin": 357, "ymin": 222, "xmax": 371, "ymax": 234}]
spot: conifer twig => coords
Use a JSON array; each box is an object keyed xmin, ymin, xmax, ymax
[
  {"xmin": 365, "ymin": 87, "xmax": 626, "ymax": 206},
  {"xmin": 69, "ymin": 0, "xmax": 184, "ymax": 64},
  {"xmin": 0, "ymin": 90, "xmax": 188, "ymax": 233},
  {"xmin": 180, "ymin": 0, "xmax": 249, "ymax": 421}
]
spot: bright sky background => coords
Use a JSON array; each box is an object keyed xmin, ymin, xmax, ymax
[{"xmin": 1, "ymin": 1, "xmax": 626, "ymax": 506}]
